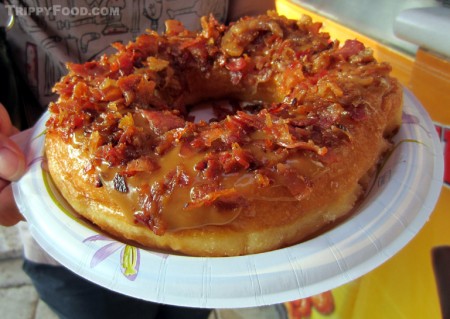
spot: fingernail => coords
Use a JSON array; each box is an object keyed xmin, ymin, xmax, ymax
[{"xmin": 0, "ymin": 147, "xmax": 24, "ymax": 181}]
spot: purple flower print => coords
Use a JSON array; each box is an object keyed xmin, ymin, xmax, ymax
[{"xmin": 83, "ymin": 235, "xmax": 140, "ymax": 281}]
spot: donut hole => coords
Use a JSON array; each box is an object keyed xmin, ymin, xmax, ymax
[{"xmin": 187, "ymin": 99, "xmax": 265, "ymax": 123}]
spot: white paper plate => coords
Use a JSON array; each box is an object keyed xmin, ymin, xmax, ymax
[{"xmin": 12, "ymin": 89, "xmax": 444, "ymax": 308}]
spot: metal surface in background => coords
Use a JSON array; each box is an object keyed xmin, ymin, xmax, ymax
[{"xmin": 291, "ymin": 0, "xmax": 443, "ymax": 55}]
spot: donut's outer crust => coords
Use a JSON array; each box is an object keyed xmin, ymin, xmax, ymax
[{"xmin": 45, "ymin": 79, "xmax": 402, "ymax": 257}]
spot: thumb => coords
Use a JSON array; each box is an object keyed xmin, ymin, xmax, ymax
[
  {"xmin": 0, "ymin": 134, "xmax": 26, "ymax": 181},
  {"xmin": 0, "ymin": 103, "xmax": 19, "ymax": 137}
]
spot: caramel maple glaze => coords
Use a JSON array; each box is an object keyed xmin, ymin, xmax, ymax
[{"xmin": 45, "ymin": 11, "xmax": 402, "ymax": 256}]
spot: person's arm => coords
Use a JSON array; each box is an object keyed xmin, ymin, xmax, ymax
[
  {"xmin": 0, "ymin": 103, "xmax": 26, "ymax": 226},
  {"xmin": 227, "ymin": 0, "xmax": 276, "ymax": 22}
]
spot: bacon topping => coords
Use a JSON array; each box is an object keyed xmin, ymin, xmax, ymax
[{"xmin": 142, "ymin": 110, "xmax": 186, "ymax": 135}]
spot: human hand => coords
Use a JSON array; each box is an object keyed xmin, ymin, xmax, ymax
[{"xmin": 0, "ymin": 103, "xmax": 26, "ymax": 226}]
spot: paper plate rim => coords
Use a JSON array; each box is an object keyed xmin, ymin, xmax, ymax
[{"xmin": 12, "ymin": 88, "xmax": 444, "ymax": 308}]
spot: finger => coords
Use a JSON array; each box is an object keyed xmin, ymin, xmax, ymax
[
  {"xmin": 0, "ymin": 103, "xmax": 18, "ymax": 137},
  {"xmin": 0, "ymin": 134, "xmax": 26, "ymax": 181},
  {"xmin": 0, "ymin": 183, "xmax": 24, "ymax": 226}
]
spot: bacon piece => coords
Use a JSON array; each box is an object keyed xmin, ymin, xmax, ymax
[
  {"xmin": 230, "ymin": 143, "xmax": 252, "ymax": 169},
  {"xmin": 203, "ymin": 159, "xmax": 223, "ymax": 179},
  {"xmin": 198, "ymin": 143, "xmax": 254, "ymax": 179},
  {"xmin": 67, "ymin": 61, "xmax": 110, "ymax": 78},
  {"xmin": 191, "ymin": 127, "xmax": 224, "ymax": 148},
  {"xmin": 115, "ymin": 51, "xmax": 135, "ymax": 76},
  {"xmin": 165, "ymin": 19, "xmax": 186, "ymax": 35},
  {"xmin": 223, "ymin": 117, "xmax": 249, "ymax": 144},
  {"xmin": 95, "ymin": 143, "xmax": 126, "ymax": 166},
  {"xmin": 218, "ymin": 151, "xmax": 247, "ymax": 173},
  {"xmin": 142, "ymin": 110, "xmax": 186, "ymax": 135},
  {"xmin": 123, "ymin": 157, "xmax": 160, "ymax": 177},
  {"xmin": 221, "ymin": 16, "xmax": 283, "ymax": 57},
  {"xmin": 181, "ymin": 38, "xmax": 210, "ymax": 62},
  {"xmin": 146, "ymin": 57, "xmax": 169, "ymax": 72},
  {"xmin": 233, "ymin": 111, "xmax": 265, "ymax": 130},
  {"xmin": 116, "ymin": 74, "xmax": 141, "ymax": 105},
  {"xmin": 226, "ymin": 57, "xmax": 247, "ymax": 72},
  {"xmin": 131, "ymin": 34, "xmax": 159, "ymax": 57},
  {"xmin": 307, "ymin": 21, "xmax": 323, "ymax": 35},
  {"xmin": 335, "ymin": 40, "xmax": 365, "ymax": 60}
]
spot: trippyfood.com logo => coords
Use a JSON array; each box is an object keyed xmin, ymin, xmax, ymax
[{"xmin": 4, "ymin": 4, "xmax": 121, "ymax": 17}]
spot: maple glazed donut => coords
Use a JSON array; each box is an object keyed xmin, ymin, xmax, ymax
[{"xmin": 45, "ymin": 11, "xmax": 403, "ymax": 257}]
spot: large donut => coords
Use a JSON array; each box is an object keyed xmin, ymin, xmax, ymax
[{"xmin": 45, "ymin": 12, "xmax": 402, "ymax": 256}]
